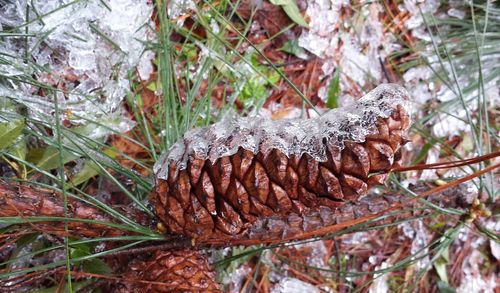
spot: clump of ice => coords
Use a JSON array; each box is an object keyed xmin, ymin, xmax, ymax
[
  {"xmin": 342, "ymin": 231, "xmax": 371, "ymax": 245},
  {"xmin": 296, "ymin": 0, "xmax": 448, "ymax": 109},
  {"xmin": 400, "ymin": 0, "xmax": 440, "ymax": 31},
  {"xmin": 293, "ymin": 240, "xmax": 328, "ymax": 271},
  {"xmin": 457, "ymin": 274, "xmax": 497, "ymax": 293},
  {"xmin": 154, "ymin": 84, "xmax": 411, "ymax": 179},
  {"xmin": 222, "ymin": 264, "xmax": 252, "ymax": 293},
  {"xmin": 403, "ymin": 66, "xmax": 434, "ymax": 105},
  {"xmin": 398, "ymin": 220, "xmax": 431, "ymax": 271},
  {"xmin": 0, "ymin": 0, "xmax": 155, "ymax": 128},
  {"xmin": 431, "ymin": 111, "xmax": 470, "ymax": 137},
  {"xmin": 369, "ymin": 261, "xmax": 391, "ymax": 293},
  {"xmin": 454, "ymin": 219, "xmax": 499, "ymax": 293},
  {"xmin": 271, "ymin": 277, "xmax": 319, "ymax": 293},
  {"xmin": 298, "ymin": 2, "xmax": 388, "ymax": 101},
  {"xmin": 168, "ymin": 0, "xmax": 197, "ymax": 26},
  {"xmin": 297, "ymin": 0, "xmax": 347, "ymax": 58}
]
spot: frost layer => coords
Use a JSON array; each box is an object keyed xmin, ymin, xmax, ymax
[
  {"xmin": 0, "ymin": 0, "xmax": 155, "ymax": 126},
  {"xmin": 271, "ymin": 277, "xmax": 319, "ymax": 293},
  {"xmin": 155, "ymin": 84, "xmax": 411, "ymax": 180}
]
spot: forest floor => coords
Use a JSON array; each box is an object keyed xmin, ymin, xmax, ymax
[{"xmin": 0, "ymin": 0, "xmax": 498, "ymax": 292}]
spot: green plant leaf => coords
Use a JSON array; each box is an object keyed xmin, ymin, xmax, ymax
[
  {"xmin": 280, "ymin": 39, "xmax": 307, "ymax": 58},
  {"xmin": 70, "ymin": 242, "xmax": 92, "ymax": 259},
  {"xmin": 326, "ymin": 69, "xmax": 340, "ymax": 109},
  {"xmin": 434, "ymin": 245, "xmax": 450, "ymax": 285},
  {"xmin": 282, "ymin": 3, "xmax": 308, "ymax": 28},
  {"xmin": 82, "ymin": 258, "xmax": 113, "ymax": 275},
  {"xmin": 69, "ymin": 148, "xmax": 117, "ymax": 186},
  {"xmin": 437, "ymin": 281, "xmax": 456, "ymax": 293},
  {"xmin": 7, "ymin": 138, "xmax": 27, "ymax": 161},
  {"xmin": 6, "ymin": 138, "xmax": 28, "ymax": 178},
  {"xmin": 411, "ymin": 142, "xmax": 433, "ymax": 165},
  {"xmin": 146, "ymin": 80, "xmax": 157, "ymax": 92},
  {"xmin": 269, "ymin": 0, "xmax": 288, "ymax": 5},
  {"xmin": 237, "ymin": 52, "xmax": 282, "ymax": 106},
  {"xmin": 0, "ymin": 119, "xmax": 24, "ymax": 150},
  {"xmin": 26, "ymin": 146, "xmax": 80, "ymax": 171},
  {"xmin": 69, "ymin": 160, "xmax": 100, "ymax": 187},
  {"xmin": 269, "ymin": 0, "xmax": 308, "ymax": 28}
]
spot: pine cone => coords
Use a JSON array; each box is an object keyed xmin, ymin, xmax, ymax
[
  {"xmin": 113, "ymin": 249, "xmax": 220, "ymax": 292},
  {"xmin": 152, "ymin": 84, "xmax": 411, "ymax": 241}
]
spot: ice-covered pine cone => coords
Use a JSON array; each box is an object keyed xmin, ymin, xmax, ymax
[
  {"xmin": 112, "ymin": 249, "xmax": 220, "ymax": 292},
  {"xmin": 152, "ymin": 84, "xmax": 412, "ymax": 241}
]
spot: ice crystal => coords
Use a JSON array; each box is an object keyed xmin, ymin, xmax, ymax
[
  {"xmin": 295, "ymin": 0, "xmax": 468, "ymax": 112},
  {"xmin": 399, "ymin": 220, "xmax": 431, "ymax": 270},
  {"xmin": 154, "ymin": 84, "xmax": 411, "ymax": 179},
  {"xmin": 403, "ymin": 66, "xmax": 434, "ymax": 105},
  {"xmin": 0, "ymin": 0, "xmax": 155, "ymax": 128},
  {"xmin": 369, "ymin": 261, "xmax": 391, "ymax": 293},
  {"xmin": 271, "ymin": 277, "xmax": 319, "ymax": 293},
  {"xmin": 297, "ymin": 1, "xmax": 391, "ymax": 102},
  {"xmin": 457, "ymin": 274, "xmax": 496, "ymax": 293},
  {"xmin": 168, "ymin": 0, "xmax": 197, "ymax": 26},
  {"xmin": 294, "ymin": 240, "xmax": 327, "ymax": 270},
  {"xmin": 400, "ymin": 0, "xmax": 440, "ymax": 30},
  {"xmin": 221, "ymin": 262, "xmax": 252, "ymax": 293},
  {"xmin": 341, "ymin": 231, "xmax": 370, "ymax": 245}
]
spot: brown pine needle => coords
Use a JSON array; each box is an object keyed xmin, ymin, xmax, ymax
[{"xmin": 393, "ymin": 150, "xmax": 500, "ymax": 172}]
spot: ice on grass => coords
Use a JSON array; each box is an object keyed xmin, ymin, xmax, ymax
[
  {"xmin": 297, "ymin": 1, "xmax": 390, "ymax": 101},
  {"xmin": 369, "ymin": 261, "xmax": 391, "ymax": 293},
  {"xmin": 400, "ymin": 0, "xmax": 440, "ymax": 30},
  {"xmin": 168, "ymin": 0, "xmax": 197, "ymax": 26},
  {"xmin": 297, "ymin": 0, "xmax": 444, "ymax": 110},
  {"xmin": 293, "ymin": 240, "xmax": 328, "ymax": 274},
  {"xmin": 155, "ymin": 84, "xmax": 411, "ymax": 180},
  {"xmin": 222, "ymin": 264, "xmax": 252, "ymax": 293},
  {"xmin": 0, "ymin": 0, "xmax": 155, "ymax": 131},
  {"xmin": 398, "ymin": 220, "xmax": 430, "ymax": 271},
  {"xmin": 299, "ymin": 0, "xmax": 499, "ymax": 142}
]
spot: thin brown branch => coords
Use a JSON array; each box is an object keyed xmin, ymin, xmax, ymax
[
  {"xmin": 392, "ymin": 150, "xmax": 500, "ymax": 172},
  {"xmin": 0, "ymin": 180, "xmax": 152, "ymax": 238}
]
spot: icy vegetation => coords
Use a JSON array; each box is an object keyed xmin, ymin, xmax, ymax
[
  {"xmin": 155, "ymin": 84, "xmax": 411, "ymax": 179},
  {"xmin": 456, "ymin": 219, "xmax": 500, "ymax": 293},
  {"xmin": 298, "ymin": 0, "xmax": 499, "ymax": 138},
  {"xmin": 298, "ymin": 0, "xmax": 440, "ymax": 98},
  {"xmin": 0, "ymin": 0, "xmax": 155, "ymax": 131},
  {"xmin": 298, "ymin": 1, "xmax": 393, "ymax": 103},
  {"xmin": 168, "ymin": 0, "xmax": 197, "ymax": 26},
  {"xmin": 271, "ymin": 277, "xmax": 319, "ymax": 293}
]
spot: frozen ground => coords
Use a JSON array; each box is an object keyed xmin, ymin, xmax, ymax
[
  {"xmin": 0, "ymin": 0, "xmax": 497, "ymax": 291},
  {"xmin": 0, "ymin": 0, "xmax": 155, "ymax": 134}
]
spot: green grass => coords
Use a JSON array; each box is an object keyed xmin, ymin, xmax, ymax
[{"xmin": 422, "ymin": 3, "xmax": 497, "ymax": 201}]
